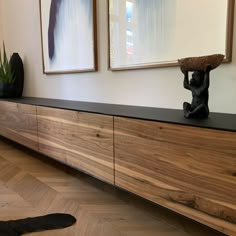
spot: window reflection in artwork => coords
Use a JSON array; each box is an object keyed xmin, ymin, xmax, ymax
[
  {"xmin": 110, "ymin": 0, "xmax": 175, "ymax": 67},
  {"xmin": 126, "ymin": 1, "xmax": 134, "ymax": 62},
  {"xmin": 126, "ymin": 1, "xmax": 133, "ymax": 22},
  {"xmin": 109, "ymin": 0, "xmax": 229, "ymax": 70}
]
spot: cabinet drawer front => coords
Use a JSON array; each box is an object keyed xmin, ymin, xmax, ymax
[
  {"xmin": 37, "ymin": 106, "xmax": 114, "ymax": 183},
  {"xmin": 114, "ymin": 117, "xmax": 236, "ymax": 235},
  {"xmin": 0, "ymin": 101, "xmax": 38, "ymax": 151}
]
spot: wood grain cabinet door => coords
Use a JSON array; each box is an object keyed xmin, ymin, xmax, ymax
[
  {"xmin": 114, "ymin": 117, "xmax": 236, "ymax": 235},
  {"xmin": 37, "ymin": 106, "xmax": 114, "ymax": 184},
  {"xmin": 0, "ymin": 101, "xmax": 38, "ymax": 151}
]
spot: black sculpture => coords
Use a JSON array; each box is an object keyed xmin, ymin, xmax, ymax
[
  {"xmin": 178, "ymin": 54, "xmax": 224, "ymax": 119},
  {"xmin": 10, "ymin": 53, "xmax": 24, "ymax": 97},
  {"xmin": 181, "ymin": 66, "xmax": 210, "ymax": 119}
]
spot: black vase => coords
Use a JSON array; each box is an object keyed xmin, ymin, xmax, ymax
[
  {"xmin": 0, "ymin": 82, "xmax": 15, "ymax": 98},
  {"xmin": 10, "ymin": 53, "xmax": 24, "ymax": 97}
]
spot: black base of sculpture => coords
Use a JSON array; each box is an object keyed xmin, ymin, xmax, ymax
[
  {"xmin": 0, "ymin": 213, "xmax": 76, "ymax": 236},
  {"xmin": 183, "ymin": 102, "xmax": 209, "ymax": 119}
]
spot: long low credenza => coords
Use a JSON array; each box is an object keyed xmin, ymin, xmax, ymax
[{"xmin": 0, "ymin": 98, "xmax": 235, "ymax": 235}]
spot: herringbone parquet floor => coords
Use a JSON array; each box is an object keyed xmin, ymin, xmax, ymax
[{"xmin": 0, "ymin": 137, "xmax": 224, "ymax": 236}]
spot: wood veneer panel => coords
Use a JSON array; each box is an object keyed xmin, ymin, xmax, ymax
[
  {"xmin": 114, "ymin": 117, "xmax": 236, "ymax": 235},
  {"xmin": 37, "ymin": 106, "xmax": 114, "ymax": 183},
  {"xmin": 0, "ymin": 101, "xmax": 38, "ymax": 151}
]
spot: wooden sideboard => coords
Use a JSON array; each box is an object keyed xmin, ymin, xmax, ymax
[
  {"xmin": 115, "ymin": 117, "xmax": 236, "ymax": 235},
  {"xmin": 0, "ymin": 98, "xmax": 235, "ymax": 235},
  {"xmin": 37, "ymin": 106, "xmax": 114, "ymax": 183},
  {"xmin": 0, "ymin": 101, "xmax": 38, "ymax": 151}
]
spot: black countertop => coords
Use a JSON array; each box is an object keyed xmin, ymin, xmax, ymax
[{"xmin": 2, "ymin": 97, "xmax": 236, "ymax": 132}]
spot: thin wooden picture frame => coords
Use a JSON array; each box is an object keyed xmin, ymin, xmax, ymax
[
  {"xmin": 39, "ymin": 0, "xmax": 98, "ymax": 74},
  {"xmin": 108, "ymin": 0, "xmax": 235, "ymax": 71}
]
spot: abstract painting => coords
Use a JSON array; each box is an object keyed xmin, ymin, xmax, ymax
[
  {"xmin": 40, "ymin": 0, "xmax": 97, "ymax": 74},
  {"xmin": 109, "ymin": 0, "xmax": 232, "ymax": 70}
]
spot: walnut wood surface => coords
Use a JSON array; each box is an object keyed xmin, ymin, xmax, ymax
[
  {"xmin": 114, "ymin": 117, "xmax": 236, "ymax": 235},
  {"xmin": 37, "ymin": 106, "xmax": 114, "ymax": 184},
  {"xmin": 0, "ymin": 101, "xmax": 38, "ymax": 151}
]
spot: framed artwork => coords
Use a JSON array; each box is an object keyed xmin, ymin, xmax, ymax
[
  {"xmin": 39, "ymin": 0, "xmax": 97, "ymax": 74},
  {"xmin": 108, "ymin": 0, "xmax": 235, "ymax": 70}
]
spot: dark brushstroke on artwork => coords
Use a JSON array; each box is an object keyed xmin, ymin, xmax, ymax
[
  {"xmin": 48, "ymin": 0, "xmax": 63, "ymax": 60},
  {"xmin": 47, "ymin": 0, "xmax": 93, "ymax": 61}
]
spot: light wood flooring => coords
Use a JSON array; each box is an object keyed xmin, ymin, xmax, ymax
[{"xmin": 0, "ymin": 137, "xmax": 225, "ymax": 236}]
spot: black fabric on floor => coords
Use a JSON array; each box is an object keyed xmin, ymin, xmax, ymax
[{"xmin": 0, "ymin": 213, "xmax": 76, "ymax": 235}]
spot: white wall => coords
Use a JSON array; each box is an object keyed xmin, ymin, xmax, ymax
[
  {"xmin": 0, "ymin": 1, "xmax": 3, "ymax": 45},
  {"xmin": 1, "ymin": 0, "xmax": 236, "ymax": 114}
]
